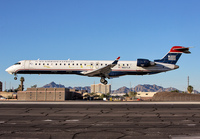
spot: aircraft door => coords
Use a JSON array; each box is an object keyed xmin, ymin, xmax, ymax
[
  {"xmin": 20, "ymin": 61, "xmax": 25, "ymax": 69},
  {"xmin": 24, "ymin": 60, "xmax": 31, "ymax": 69}
]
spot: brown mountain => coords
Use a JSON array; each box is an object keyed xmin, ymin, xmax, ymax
[
  {"xmin": 42, "ymin": 82, "xmax": 91, "ymax": 92},
  {"xmin": 42, "ymin": 81, "xmax": 65, "ymax": 88},
  {"xmin": 112, "ymin": 84, "xmax": 179, "ymax": 94},
  {"xmin": 41, "ymin": 82, "xmax": 199, "ymax": 94}
]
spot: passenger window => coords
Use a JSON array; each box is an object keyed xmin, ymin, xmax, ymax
[
  {"xmin": 43, "ymin": 63, "xmax": 45, "ymax": 65},
  {"xmin": 35, "ymin": 63, "xmax": 37, "ymax": 65}
]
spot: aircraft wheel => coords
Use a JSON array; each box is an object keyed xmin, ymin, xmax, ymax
[
  {"xmin": 14, "ymin": 77, "xmax": 17, "ymax": 80},
  {"xmin": 100, "ymin": 77, "xmax": 105, "ymax": 83},
  {"xmin": 103, "ymin": 80, "xmax": 108, "ymax": 85}
]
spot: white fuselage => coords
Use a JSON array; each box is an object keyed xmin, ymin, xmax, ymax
[
  {"xmin": 5, "ymin": 46, "xmax": 190, "ymax": 85},
  {"xmin": 6, "ymin": 59, "xmax": 178, "ymax": 77}
]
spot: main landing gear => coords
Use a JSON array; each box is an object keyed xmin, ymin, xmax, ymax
[{"xmin": 100, "ymin": 77, "xmax": 108, "ymax": 85}]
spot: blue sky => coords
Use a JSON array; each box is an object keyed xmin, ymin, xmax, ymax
[{"xmin": 0, "ymin": 0, "xmax": 200, "ymax": 91}]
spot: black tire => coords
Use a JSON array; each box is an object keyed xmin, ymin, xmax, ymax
[
  {"xmin": 100, "ymin": 78, "xmax": 105, "ymax": 83},
  {"xmin": 104, "ymin": 80, "xmax": 108, "ymax": 85}
]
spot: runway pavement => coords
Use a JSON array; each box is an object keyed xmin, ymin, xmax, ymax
[{"xmin": 0, "ymin": 102, "xmax": 200, "ymax": 139}]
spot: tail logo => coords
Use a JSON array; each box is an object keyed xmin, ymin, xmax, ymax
[{"xmin": 168, "ymin": 55, "xmax": 176, "ymax": 61}]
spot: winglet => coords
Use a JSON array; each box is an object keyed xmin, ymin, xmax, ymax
[
  {"xmin": 112, "ymin": 57, "xmax": 120, "ymax": 65},
  {"xmin": 116, "ymin": 57, "xmax": 120, "ymax": 60}
]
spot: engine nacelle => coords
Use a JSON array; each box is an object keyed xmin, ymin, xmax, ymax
[{"xmin": 137, "ymin": 59, "xmax": 156, "ymax": 67}]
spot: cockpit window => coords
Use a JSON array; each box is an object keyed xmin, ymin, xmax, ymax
[{"xmin": 14, "ymin": 62, "xmax": 21, "ymax": 65}]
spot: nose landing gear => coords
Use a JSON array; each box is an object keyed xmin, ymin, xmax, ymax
[
  {"xmin": 14, "ymin": 73, "xmax": 17, "ymax": 80},
  {"xmin": 100, "ymin": 77, "xmax": 108, "ymax": 85}
]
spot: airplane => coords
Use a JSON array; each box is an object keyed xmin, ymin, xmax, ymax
[{"xmin": 6, "ymin": 46, "xmax": 191, "ymax": 85}]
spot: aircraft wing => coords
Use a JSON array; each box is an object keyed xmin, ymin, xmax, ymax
[{"xmin": 81, "ymin": 57, "xmax": 120, "ymax": 77}]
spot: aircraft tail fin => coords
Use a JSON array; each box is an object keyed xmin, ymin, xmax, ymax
[{"xmin": 154, "ymin": 46, "xmax": 191, "ymax": 64}]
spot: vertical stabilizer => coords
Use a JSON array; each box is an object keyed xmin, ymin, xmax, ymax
[{"xmin": 154, "ymin": 46, "xmax": 191, "ymax": 64}]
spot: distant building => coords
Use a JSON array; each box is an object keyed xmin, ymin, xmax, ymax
[
  {"xmin": 18, "ymin": 88, "xmax": 70, "ymax": 101},
  {"xmin": 110, "ymin": 93, "xmax": 126, "ymax": 97},
  {"xmin": 91, "ymin": 84, "xmax": 111, "ymax": 94},
  {"xmin": 136, "ymin": 92, "xmax": 157, "ymax": 100},
  {"xmin": 69, "ymin": 89, "xmax": 84, "ymax": 100},
  {"xmin": 83, "ymin": 92, "xmax": 102, "ymax": 100},
  {"xmin": 0, "ymin": 92, "xmax": 15, "ymax": 99},
  {"xmin": 0, "ymin": 81, "xmax": 2, "ymax": 92}
]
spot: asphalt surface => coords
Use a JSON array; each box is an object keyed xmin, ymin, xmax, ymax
[{"xmin": 0, "ymin": 103, "xmax": 200, "ymax": 139}]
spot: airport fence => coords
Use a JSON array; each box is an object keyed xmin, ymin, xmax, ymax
[{"xmin": 152, "ymin": 92, "xmax": 200, "ymax": 102}]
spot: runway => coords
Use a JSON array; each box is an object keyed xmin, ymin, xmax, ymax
[
  {"xmin": 1, "ymin": 101, "xmax": 200, "ymax": 105},
  {"xmin": 0, "ymin": 103, "xmax": 200, "ymax": 139}
]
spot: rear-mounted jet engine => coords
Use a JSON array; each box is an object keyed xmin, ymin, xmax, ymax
[{"xmin": 137, "ymin": 59, "xmax": 156, "ymax": 67}]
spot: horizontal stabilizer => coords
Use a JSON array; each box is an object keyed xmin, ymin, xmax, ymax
[{"xmin": 170, "ymin": 46, "xmax": 191, "ymax": 54}]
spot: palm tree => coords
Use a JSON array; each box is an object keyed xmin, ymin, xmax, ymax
[
  {"xmin": 128, "ymin": 91, "xmax": 137, "ymax": 99},
  {"xmin": 100, "ymin": 94, "xmax": 106, "ymax": 99},
  {"xmin": 187, "ymin": 85, "xmax": 193, "ymax": 94},
  {"xmin": 20, "ymin": 77, "xmax": 25, "ymax": 91}
]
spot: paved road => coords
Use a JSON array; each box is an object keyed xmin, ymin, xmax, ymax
[{"xmin": 0, "ymin": 104, "xmax": 200, "ymax": 139}]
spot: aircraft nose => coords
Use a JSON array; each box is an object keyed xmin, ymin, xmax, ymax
[{"xmin": 5, "ymin": 67, "xmax": 14, "ymax": 74}]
